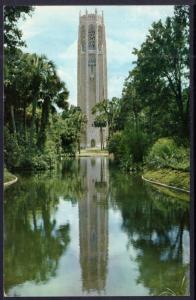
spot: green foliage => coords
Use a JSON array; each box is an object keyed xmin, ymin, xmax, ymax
[
  {"xmin": 3, "ymin": 7, "xmax": 88, "ymax": 171},
  {"xmin": 4, "ymin": 6, "xmax": 34, "ymax": 51},
  {"xmin": 146, "ymin": 138, "xmax": 189, "ymax": 171},
  {"xmin": 93, "ymin": 115, "xmax": 107, "ymax": 150},
  {"xmin": 108, "ymin": 124, "xmax": 149, "ymax": 171},
  {"xmin": 19, "ymin": 152, "xmax": 55, "ymax": 171},
  {"xmin": 133, "ymin": 6, "xmax": 189, "ymax": 139},
  {"xmin": 61, "ymin": 106, "xmax": 87, "ymax": 153},
  {"xmin": 92, "ymin": 97, "xmax": 122, "ymax": 139},
  {"xmin": 108, "ymin": 5, "xmax": 190, "ymax": 173},
  {"xmin": 4, "ymin": 127, "xmax": 21, "ymax": 169},
  {"xmin": 108, "ymin": 131, "xmax": 125, "ymax": 162},
  {"xmin": 4, "ymin": 125, "xmax": 57, "ymax": 171},
  {"xmin": 93, "ymin": 115, "xmax": 107, "ymax": 128},
  {"xmin": 123, "ymin": 121, "xmax": 149, "ymax": 166}
]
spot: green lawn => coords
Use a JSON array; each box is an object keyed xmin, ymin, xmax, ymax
[
  {"xmin": 4, "ymin": 168, "xmax": 16, "ymax": 183},
  {"xmin": 143, "ymin": 168, "xmax": 190, "ymax": 191}
]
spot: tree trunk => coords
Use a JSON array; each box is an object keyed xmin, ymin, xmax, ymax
[
  {"xmin": 30, "ymin": 98, "xmax": 38, "ymax": 146},
  {"xmin": 10, "ymin": 105, "xmax": 17, "ymax": 134},
  {"xmin": 177, "ymin": 83, "xmax": 184, "ymax": 121},
  {"xmin": 23, "ymin": 103, "xmax": 27, "ymax": 142},
  {"xmin": 37, "ymin": 98, "xmax": 50, "ymax": 149},
  {"xmin": 78, "ymin": 140, "xmax": 80, "ymax": 154},
  {"xmin": 100, "ymin": 127, "xmax": 103, "ymax": 150}
]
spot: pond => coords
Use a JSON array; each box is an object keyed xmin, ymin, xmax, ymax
[{"xmin": 4, "ymin": 157, "xmax": 190, "ymax": 296}]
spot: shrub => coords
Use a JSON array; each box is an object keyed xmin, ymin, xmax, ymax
[
  {"xmin": 108, "ymin": 131, "xmax": 126, "ymax": 162},
  {"xmin": 108, "ymin": 125, "xmax": 149, "ymax": 171},
  {"xmin": 146, "ymin": 138, "xmax": 189, "ymax": 171},
  {"xmin": 4, "ymin": 126, "xmax": 58, "ymax": 171},
  {"xmin": 4, "ymin": 127, "xmax": 23, "ymax": 169},
  {"xmin": 123, "ymin": 124, "xmax": 149, "ymax": 166}
]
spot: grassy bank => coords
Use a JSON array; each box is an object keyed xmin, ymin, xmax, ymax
[
  {"xmin": 4, "ymin": 168, "xmax": 16, "ymax": 183},
  {"xmin": 77, "ymin": 148, "xmax": 109, "ymax": 157},
  {"xmin": 143, "ymin": 168, "xmax": 190, "ymax": 192}
]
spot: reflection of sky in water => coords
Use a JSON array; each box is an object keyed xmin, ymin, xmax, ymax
[
  {"xmin": 107, "ymin": 208, "xmax": 148, "ymax": 295},
  {"xmin": 4, "ymin": 157, "xmax": 190, "ymax": 296},
  {"xmin": 183, "ymin": 230, "xmax": 190, "ymax": 264}
]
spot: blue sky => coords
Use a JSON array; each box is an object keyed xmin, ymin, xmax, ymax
[{"xmin": 19, "ymin": 5, "xmax": 174, "ymax": 106}]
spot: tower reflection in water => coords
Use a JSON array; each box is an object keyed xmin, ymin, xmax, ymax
[{"xmin": 78, "ymin": 157, "xmax": 109, "ymax": 294}]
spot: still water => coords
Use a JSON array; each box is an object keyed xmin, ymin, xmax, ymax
[{"xmin": 4, "ymin": 157, "xmax": 190, "ymax": 296}]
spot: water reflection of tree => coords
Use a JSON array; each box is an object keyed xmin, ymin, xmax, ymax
[
  {"xmin": 109, "ymin": 169, "xmax": 190, "ymax": 296},
  {"xmin": 61, "ymin": 159, "xmax": 86, "ymax": 202},
  {"xmin": 4, "ymin": 176, "xmax": 70, "ymax": 293}
]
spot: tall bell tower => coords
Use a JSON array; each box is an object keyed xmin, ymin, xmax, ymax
[{"xmin": 77, "ymin": 9, "xmax": 108, "ymax": 148}]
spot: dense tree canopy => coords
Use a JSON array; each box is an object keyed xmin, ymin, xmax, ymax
[
  {"xmin": 3, "ymin": 6, "xmax": 86, "ymax": 171},
  {"xmin": 121, "ymin": 5, "xmax": 189, "ymax": 141},
  {"xmin": 100, "ymin": 5, "xmax": 190, "ymax": 170},
  {"xmin": 4, "ymin": 6, "xmax": 34, "ymax": 51}
]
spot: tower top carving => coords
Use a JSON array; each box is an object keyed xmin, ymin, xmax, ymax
[{"xmin": 79, "ymin": 9, "xmax": 104, "ymax": 23}]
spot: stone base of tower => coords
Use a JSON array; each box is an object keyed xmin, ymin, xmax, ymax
[{"xmin": 80, "ymin": 126, "xmax": 108, "ymax": 149}]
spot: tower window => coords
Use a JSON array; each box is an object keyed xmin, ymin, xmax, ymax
[
  {"xmin": 88, "ymin": 25, "xmax": 95, "ymax": 50},
  {"xmin": 88, "ymin": 54, "xmax": 96, "ymax": 66}
]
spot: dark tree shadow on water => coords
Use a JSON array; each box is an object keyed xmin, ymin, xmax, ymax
[
  {"xmin": 109, "ymin": 170, "xmax": 190, "ymax": 296},
  {"xmin": 4, "ymin": 176, "xmax": 71, "ymax": 294}
]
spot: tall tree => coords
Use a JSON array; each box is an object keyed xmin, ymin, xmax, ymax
[
  {"xmin": 4, "ymin": 6, "xmax": 34, "ymax": 137},
  {"xmin": 61, "ymin": 106, "xmax": 87, "ymax": 154},
  {"xmin": 93, "ymin": 115, "xmax": 107, "ymax": 150},
  {"xmin": 131, "ymin": 5, "xmax": 189, "ymax": 139},
  {"xmin": 92, "ymin": 97, "xmax": 121, "ymax": 140},
  {"xmin": 37, "ymin": 60, "xmax": 69, "ymax": 149}
]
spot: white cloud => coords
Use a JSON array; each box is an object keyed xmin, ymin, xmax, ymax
[
  {"xmin": 126, "ymin": 5, "xmax": 174, "ymax": 20},
  {"xmin": 57, "ymin": 40, "xmax": 77, "ymax": 105},
  {"xmin": 107, "ymin": 38, "xmax": 134, "ymax": 65},
  {"xmin": 19, "ymin": 6, "xmax": 80, "ymax": 42},
  {"xmin": 108, "ymin": 75, "xmax": 125, "ymax": 99},
  {"xmin": 58, "ymin": 40, "xmax": 77, "ymax": 61},
  {"xmin": 57, "ymin": 67, "xmax": 77, "ymax": 106}
]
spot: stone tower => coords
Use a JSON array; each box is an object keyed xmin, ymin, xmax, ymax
[{"xmin": 77, "ymin": 9, "xmax": 108, "ymax": 148}]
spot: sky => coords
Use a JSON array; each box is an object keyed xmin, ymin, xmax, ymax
[{"xmin": 19, "ymin": 5, "xmax": 174, "ymax": 106}]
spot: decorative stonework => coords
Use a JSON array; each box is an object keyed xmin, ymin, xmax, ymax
[
  {"xmin": 88, "ymin": 54, "xmax": 96, "ymax": 66},
  {"xmin": 81, "ymin": 25, "xmax": 85, "ymax": 51},
  {"xmin": 98, "ymin": 26, "xmax": 102, "ymax": 51},
  {"xmin": 88, "ymin": 24, "xmax": 96, "ymax": 50},
  {"xmin": 77, "ymin": 9, "xmax": 108, "ymax": 148}
]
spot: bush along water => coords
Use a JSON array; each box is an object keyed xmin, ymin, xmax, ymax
[
  {"xmin": 4, "ymin": 130, "xmax": 56, "ymax": 171},
  {"xmin": 108, "ymin": 121, "xmax": 149, "ymax": 172},
  {"xmin": 145, "ymin": 138, "xmax": 189, "ymax": 172}
]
